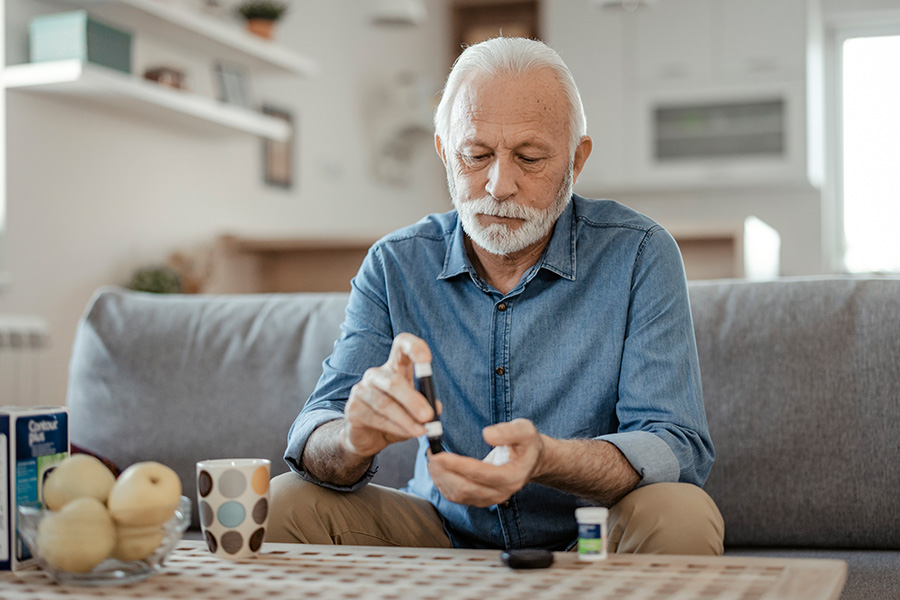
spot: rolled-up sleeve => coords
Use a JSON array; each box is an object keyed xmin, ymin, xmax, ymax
[
  {"xmin": 597, "ymin": 431, "xmax": 681, "ymax": 485},
  {"xmin": 284, "ymin": 407, "xmax": 383, "ymax": 493}
]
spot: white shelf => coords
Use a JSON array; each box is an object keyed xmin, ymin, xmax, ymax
[
  {"xmin": 3, "ymin": 60, "xmax": 292, "ymax": 141},
  {"xmin": 45, "ymin": 0, "xmax": 319, "ymax": 77}
]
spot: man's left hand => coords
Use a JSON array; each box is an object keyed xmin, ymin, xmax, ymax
[{"xmin": 426, "ymin": 418, "xmax": 545, "ymax": 507}]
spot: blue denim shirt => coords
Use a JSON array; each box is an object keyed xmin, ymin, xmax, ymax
[{"xmin": 285, "ymin": 195, "xmax": 713, "ymax": 551}]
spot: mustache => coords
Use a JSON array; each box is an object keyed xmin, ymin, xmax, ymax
[{"xmin": 456, "ymin": 196, "xmax": 541, "ymax": 220}]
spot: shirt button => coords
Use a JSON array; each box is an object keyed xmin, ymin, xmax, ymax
[
  {"xmin": 495, "ymin": 366, "xmax": 505, "ymax": 376},
  {"xmin": 497, "ymin": 302, "xmax": 507, "ymax": 311}
]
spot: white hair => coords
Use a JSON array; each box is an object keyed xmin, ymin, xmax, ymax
[{"xmin": 434, "ymin": 37, "xmax": 587, "ymax": 156}]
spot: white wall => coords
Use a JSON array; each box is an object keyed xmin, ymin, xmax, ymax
[{"xmin": 0, "ymin": 0, "xmax": 451, "ymax": 406}]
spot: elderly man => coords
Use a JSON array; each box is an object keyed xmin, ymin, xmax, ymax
[{"xmin": 268, "ymin": 37, "xmax": 724, "ymax": 554}]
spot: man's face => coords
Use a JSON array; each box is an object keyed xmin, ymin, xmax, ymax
[{"xmin": 442, "ymin": 69, "xmax": 577, "ymax": 256}]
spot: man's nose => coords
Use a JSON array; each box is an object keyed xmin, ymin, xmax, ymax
[{"xmin": 485, "ymin": 156, "xmax": 517, "ymax": 201}]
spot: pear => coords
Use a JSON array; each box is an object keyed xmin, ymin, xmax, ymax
[
  {"xmin": 37, "ymin": 497, "xmax": 116, "ymax": 573},
  {"xmin": 107, "ymin": 461, "xmax": 182, "ymax": 526},
  {"xmin": 42, "ymin": 454, "xmax": 116, "ymax": 511},
  {"xmin": 112, "ymin": 523, "xmax": 166, "ymax": 561}
]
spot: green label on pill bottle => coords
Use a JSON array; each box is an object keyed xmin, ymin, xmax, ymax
[
  {"xmin": 578, "ymin": 524, "xmax": 603, "ymax": 553},
  {"xmin": 575, "ymin": 507, "xmax": 608, "ymax": 561}
]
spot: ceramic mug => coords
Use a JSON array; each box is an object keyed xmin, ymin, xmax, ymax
[{"xmin": 196, "ymin": 458, "xmax": 271, "ymax": 559}]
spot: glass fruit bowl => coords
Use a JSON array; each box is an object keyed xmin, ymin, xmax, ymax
[{"xmin": 17, "ymin": 495, "xmax": 191, "ymax": 586}]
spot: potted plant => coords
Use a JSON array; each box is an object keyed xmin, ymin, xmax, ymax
[
  {"xmin": 128, "ymin": 265, "xmax": 182, "ymax": 294},
  {"xmin": 236, "ymin": 0, "xmax": 288, "ymax": 40}
]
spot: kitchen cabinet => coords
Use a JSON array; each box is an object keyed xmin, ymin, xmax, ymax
[
  {"xmin": 714, "ymin": 0, "xmax": 807, "ymax": 82},
  {"xmin": 215, "ymin": 235, "xmax": 376, "ymax": 293},
  {"xmin": 629, "ymin": 0, "xmax": 713, "ymax": 87},
  {"xmin": 627, "ymin": 0, "xmax": 807, "ymax": 90},
  {"xmin": 667, "ymin": 217, "xmax": 781, "ymax": 280},
  {"xmin": 546, "ymin": 2, "xmax": 632, "ymax": 190}
]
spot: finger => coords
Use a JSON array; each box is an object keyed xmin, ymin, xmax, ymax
[
  {"xmin": 364, "ymin": 368, "xmax": 434, "ymax": 423},
  {"xmin": 386, "ymin": 333, "xmax": 432, "ymax": 374},
  {"xmin": 428, "ymin": 454, "xmax": 511, "ymax": 507},
  {"xmin": 430, "ymin": 452, "xmax": 517, "ymax": 488},
  {"xmin": 483, "ymin": 418, "xmax": 537, "ymax": 446},
  {"xmin": 350, "ymin": 376, "xmax": 428, "ymax": 436},
  {"xmin": 346, "ymin": 390, "xmax": 426, "ymax": 439}
]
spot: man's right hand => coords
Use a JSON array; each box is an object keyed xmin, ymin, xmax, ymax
[{"xmin": 341, "ymin": 333, "xmax": 437, "ymax": 458}]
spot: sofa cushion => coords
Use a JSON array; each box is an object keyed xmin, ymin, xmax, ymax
[
  {"xmin": 690, "ymin": 277, "xmax": 900, "ymax": 548},
  {"xmin": 66, "ymin": 287, "xmax": 371, "ymax": 529}
]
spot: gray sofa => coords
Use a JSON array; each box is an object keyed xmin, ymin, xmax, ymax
[{"xmin": 66, "ymin": 277, "xmax": 900, "ymax": 599}]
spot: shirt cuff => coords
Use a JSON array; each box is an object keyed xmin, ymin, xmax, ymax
[
  {"xmin": 284, "ymin": 409, "xmax": 378, "ymax": 492},
  {"xmin": 596, "ymin": 431, "xmax": 680, "ymax": 487}
]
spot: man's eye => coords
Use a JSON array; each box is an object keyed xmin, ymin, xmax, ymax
[{"xmin": 519, "ymin": 156, "xmax": 541, "ymax": 164}]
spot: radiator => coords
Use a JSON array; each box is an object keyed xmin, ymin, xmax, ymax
[{"xmin": 0, "ymin": 315, "xmax": 49, "ymax": 406}]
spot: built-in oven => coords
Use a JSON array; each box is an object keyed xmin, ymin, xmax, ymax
[{"xmin": 631, "ymin": 81, "xmax": 812, "ymax": 188}]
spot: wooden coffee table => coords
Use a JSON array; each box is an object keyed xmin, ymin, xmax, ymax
[{"xmin": 2, "ymin": 540, "xmax": 846, "ymax": 599}]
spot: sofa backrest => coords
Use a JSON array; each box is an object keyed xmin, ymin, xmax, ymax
[{"xmin": 690, "ymin": 277, "xmax": 900, "ymax": 549}]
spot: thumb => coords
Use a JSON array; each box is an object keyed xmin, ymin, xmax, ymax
[
  {"xmin": 483, "ymin": 418, "xmax": 536, "ymax": 447},
  {"xmin": 387, "ymin": 333, "xmax": 431, "ymax": 377}
]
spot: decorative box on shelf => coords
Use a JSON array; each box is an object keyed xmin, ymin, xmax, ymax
[{"xmin": 29, "ymin": 10, "xmax": 132, "ymax": 74}]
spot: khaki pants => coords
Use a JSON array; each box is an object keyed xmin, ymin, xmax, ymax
[{"xmin": 267, "ymin": 473, "xmax": 724, "ymax": 555}]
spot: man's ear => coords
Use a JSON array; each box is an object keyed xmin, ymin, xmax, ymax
[
  {"xmin": 572, "ymin": 136, "xmax": 593, "ymax": 183},
  {"xmin": 435, "ymin": 135, "xmax": 448, "ymax": 166}
]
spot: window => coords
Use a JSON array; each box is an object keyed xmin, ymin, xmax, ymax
[{"xmin": 835, "ymin": 33, "xmax": 900, "ymax": 273}]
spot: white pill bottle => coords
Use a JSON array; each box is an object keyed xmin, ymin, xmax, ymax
[{"xmin": 575, "ymin": 507, "xmax": 608, "ymax": 561}]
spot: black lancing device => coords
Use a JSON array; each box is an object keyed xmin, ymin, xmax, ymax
[{"xmin": 414, "ymin": 362, "xmax": 443, "ymax": 454}]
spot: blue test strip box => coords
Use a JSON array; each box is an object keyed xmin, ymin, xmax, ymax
[{"xmin": 0, "ymin": 407, "xmax": 69, "ymax": 571}]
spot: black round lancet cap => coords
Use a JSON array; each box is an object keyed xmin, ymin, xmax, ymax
[{"xmin": 500, "ymin": 548, "xmax": 554, "ymax": 569}]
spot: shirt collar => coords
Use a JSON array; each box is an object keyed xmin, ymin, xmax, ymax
[
  {"xmin": 438, "ymin": 215, "xmax": 471, "ymax": 280},
  {"xmin": 540, "ymin": 197, "xmax": 577, "ymax": 281},
  {"xmin": 438, "ymin": 196, "xmax": 578, "ymax": 282}
]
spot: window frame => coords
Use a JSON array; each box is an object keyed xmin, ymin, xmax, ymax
[{"xmin": 824, "ymin": 13, "xmax": 900, "ymax": 273}]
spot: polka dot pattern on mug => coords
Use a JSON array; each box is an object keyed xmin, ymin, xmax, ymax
[
  {"xmin": 217, "ymin": 501, "xmax": 246, "ymax": 528},
  {"xmin": 196, "ymin": 459, "xmax": 271, "ymax": 559},
  {"xmin": 198, "ymin": 470, "xmax": 213, "ymax": 497},
  {"xmin": 253, "ymin": 497, "xmax": 268, "ymax": 524},
  {"xmin": 252, "ymin": 466, "xmax": 270, "ymax": 495},
  {"xmin": 219, "ymin": 469, "xmax": 247, "ymax": 498}
]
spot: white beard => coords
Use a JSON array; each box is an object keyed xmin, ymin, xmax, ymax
[{"xmin": 449, "ymin": 165, "xmax": 574, "ymax": 256}]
